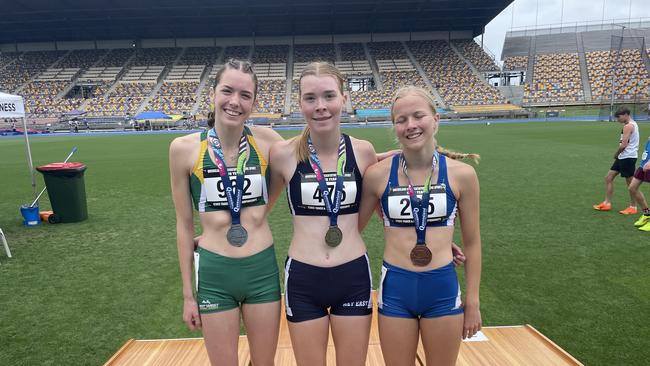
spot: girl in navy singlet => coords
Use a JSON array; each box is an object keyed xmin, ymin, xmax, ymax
[
  {"xmin": 359, "ymin": 86, "xmax": 482, "ymax": 366},
  {"xmin": 269, "ymin": 62, "xmax": 379, "ymax": 366}
]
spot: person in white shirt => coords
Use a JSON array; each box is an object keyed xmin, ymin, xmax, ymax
[{"xmin": 593, "ymin": 107, "xmax": 640, "ymax": 215}]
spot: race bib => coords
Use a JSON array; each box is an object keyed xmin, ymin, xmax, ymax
[
  {"xmin": 386, "ymin": 184, "xmax": 447, "ymax": 224},
  {"xmin": 299, "ymin": 172, "xmax": 357, "ymax": 210},
  {"xmin": 203, "ymin": 166, "xmax": 264, "ymax": 207}
]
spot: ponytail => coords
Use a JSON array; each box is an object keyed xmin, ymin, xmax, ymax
[
  {"xmin": 207, "ymin": 111, "xmax": 215, "ymax": 128},
  {"xmin": 294, "ymin": 126, "xmax": 311, "ymax": 161},
  {"xmin": 436, "ymin": 145, "xmax": 480, "ymax": 164}
]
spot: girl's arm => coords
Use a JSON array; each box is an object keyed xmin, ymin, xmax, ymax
[
  {"xmin": 170, "ymin": 138, "xmax": 201, "ymax": 331},
  {"xmin": 358, "ymin": 163, "xmax": 382, "ymax": 232},
  {"xmin": 456, "ymin": 164, "xmax": 482, "ymax": 339}
]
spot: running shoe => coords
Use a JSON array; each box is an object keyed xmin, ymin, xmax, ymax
[
  {"xmin": 592, "ymin": 202, "xmax": 611, "ymax": 211},
  {"xmin": 638, "ymin": 221, "xmax": 650, "ymax": 232},
  {"xmin": 634, "ymin": 214, "xmax": 650, "ymax": 227},
  {"xmin": 619, "ymin": 206, "xmax": 638, "ymax": 215}
]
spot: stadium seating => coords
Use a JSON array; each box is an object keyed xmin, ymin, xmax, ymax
[
  {"xmin": 351, "ymin": 70, "xmax": 429, "ymax": 111},
  {"xmin": 293, "ymin": 44, "xmax": 336, "ymax": 63},
  {"xmin": 369, "ymin": 42, "xmax": 407, "ymax": 60},
  {"xmin": 253, "ymin": 63, "xmax": 287, "ymax": 80},
  {"xmin": 130, "ymin": 48, "xmax": 180, "ymax": 67},
  {"xmin": 524, "ymin": 53, "xmax": 584, "ymax": 103},
  {"xmin": 452, "ymin": 40, "xmax": 500, "ymax": 71},
  {"xmin": 84, "ymin": 82, "xmax": 155, "ymax": 116},
  {"xmin": 256, "ymin": 80, "xmax": 286, "ymax": 113},
  {"xmin": 0, "ymin": 52, "xmax": 20, "ymax": 70},
  {"xmin": 253, "ymin": 45, "xmax": 289, "ymax": 63},
  {"xmin": 222, "ymin": 46, "xmax": 251, "ymax": 61},
  {"xmin": 0, "ymin": 50, "xmax": 66, "ymax": 93},
  {"xmin": 179, "ymin": 47, "xmax": 221, "ymax": 66},
  {"xmin": 22, "ymin": 81, "xmax": 80, "ymax": 117},
  {"xmin": 9, "ymin": 33, "xmax": 648, "ymax": 119},
  {"xmin": 586, "ymin": 49, "xmax": 649, "ymax": 101},
  {"xmin": 335, "ymin": 60, "xmax": 372, "ymax": 76},
  {"xmin": 407, "ymin": 40, "xmax": 505, "ymax": 106},
  {"xmin": 148, "ymin": 81, "xmax": 200, "ymax": 115},
  {"xmin": 503, "ymin": 55, "xmax": 528, "ymax": 71},
  {"xmin": 57, "ymin": 49, "xmax": 110, "ymax": 69},
  {"xmin": 339, "ymin": 43, "xmax": 366, "ymax": 61},
  {"xmin": 95, "ymin": 48, "xmax": 134, "ymax": 68}
]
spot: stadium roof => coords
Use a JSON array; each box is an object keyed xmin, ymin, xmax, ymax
[{"xmin": 2, "ymin": 0, "xmax": 512, "ymax": 44}]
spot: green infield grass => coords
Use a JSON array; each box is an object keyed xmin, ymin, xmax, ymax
[{"xmin": 1, "ymin": 121, "xmax": 648, "ymax": 365}]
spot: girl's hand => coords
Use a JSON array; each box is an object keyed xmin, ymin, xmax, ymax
[{"xmin": 183, "ymin": 297, "xmax": 202, "ymax": 331}]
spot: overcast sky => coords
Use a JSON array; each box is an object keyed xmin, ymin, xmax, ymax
[{"xmin": 478, "ymin": 0, "xmax": 650, "ymax": 61}]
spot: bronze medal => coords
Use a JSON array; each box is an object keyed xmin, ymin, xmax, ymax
[
  {"xmin": 325, "ymin": 225, "xmax": 343, "ymax": 247},
  {"xmin": 410, "ymin": 245, "xmax": 432, "ymax": 266}
]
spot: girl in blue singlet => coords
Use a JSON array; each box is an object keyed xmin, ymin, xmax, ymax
[
  {"xmin": 359, "ymin": 86, "xmax": 482, "ymax": 366},
  {"xmin": 170, "ymin": 59, "xmax": 285, "ymax": 366}
]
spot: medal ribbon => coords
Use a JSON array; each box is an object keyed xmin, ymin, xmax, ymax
[
  {"xmin": 400, "ymin": 151, "xmax": 439, "ymax": 245},
  {"xmin": 307, "ymin": 134, "xmax": 346, "ymax": 227},
  {"xmin": 208, "ymin": 127, "xmax": 249, "ymax": 225}
]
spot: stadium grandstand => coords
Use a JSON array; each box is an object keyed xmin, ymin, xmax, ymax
[
  {"xmin": 501, "ymin": 20, "xmax": 650, "ymax": 118},
  {"xmin": 3, "ymin": 1, "xmax": 648, "ymax": 131},
  {"xmin": 1, "ymin": 0, "xmax": 524, "ymax": 131}
]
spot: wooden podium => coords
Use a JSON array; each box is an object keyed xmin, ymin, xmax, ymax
[{"xmin": 105, "ymin": 293, "xmax": 583, "ymax": 366}]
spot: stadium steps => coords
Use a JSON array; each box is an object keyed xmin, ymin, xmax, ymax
[
  {"xmin": 135, "ymin": 49, "xmax": 186, "ymax": 115},
  {"xmin": 134, "ymin": 81, "xmax": 164, "ymax": 115},
  {"xmin": 191, "ymin": 66, "xmax": 213, "ymax": 116},
  {"xmin": 363, "ymin": 43, "xmax": 384, "ymax": 90},
  {"xmin": 449, "ymin": 42, "xmax": 491, "ymax": 89},
  {"xmin": 15, "ymin": 49, "xmax": 72, "ymax": 94},
  {"xmin": 576, "ymin": 34, "xmax": 593, "ymax": 102},
  {"xmin": 526, "ymin": 36, "xmax": 536, "ymax": 87},
  {"xmin": 0, "ymin": 52, "xmax": 21, "ymax": 75},
  {"xmin": 284, "ymin": 45, "xmax": 294, "ymax": 115},
  {"xmin": 449, "ymin": 42, "xmax": 507, "ymax": 103},
  {"xmin": 496, "ymin": 85, "xmax": 524, "ymax": 105},
  {"xmin": 334, "ymin": 43, "xmax": 342, "ymax": 61},
  {"xmin": 191, "ymin": 47, "xmax": 225, "ymax": 115},
  {"xmin": 474, "ymin": 41, "xmax": 501, "ymax": 72},
  {"xmin": 79, "ymin": 50, "xmax": 136, "ymax": 111},
  {"xmin": 402, "ymin": 41, "xmax": 447, "ymax": 109},
  {"xmin": 57, "ymin": 49, "xmax": 112, "ymax": 101},
  {"xmin": 344, "ymin": 91, "xmax": 353, "ymax": 114},
  {"xmin": 91, "ymin": 49, "xmax": 112, "ymax": 68},
  {"xmin": 55, "ymin": 71, "xmax": 83, "ymax": 99},
  {"xmin": 640, "ymin": 45, "xmax": 650, "ymax": 73}
]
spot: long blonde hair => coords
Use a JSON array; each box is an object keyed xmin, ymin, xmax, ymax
[
  {"xmin": 391, "ymin": 86, "xmax": 480, "ymax": 163},
  {"xmin": 294, "ymin": 61, "xmax": 346, "ymax": 161}
]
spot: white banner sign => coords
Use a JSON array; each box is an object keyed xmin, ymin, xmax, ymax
[{"xmin": 0, "ymin": 92, "xmax": 25, "ymax": 118}]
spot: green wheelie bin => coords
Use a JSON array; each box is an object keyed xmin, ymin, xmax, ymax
[{"xmin": 36, "ymin": 162, "xmax": 88, "ymax": 223}]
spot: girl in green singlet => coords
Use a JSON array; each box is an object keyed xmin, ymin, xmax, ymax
[{"xmin": 170, "ymin": 59, "xmax": 284, "ymax": 366}]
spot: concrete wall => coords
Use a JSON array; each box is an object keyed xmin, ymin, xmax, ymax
[{"xmin": 56, "ymin": 41, "xmax": 96, "ymax": 50}]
